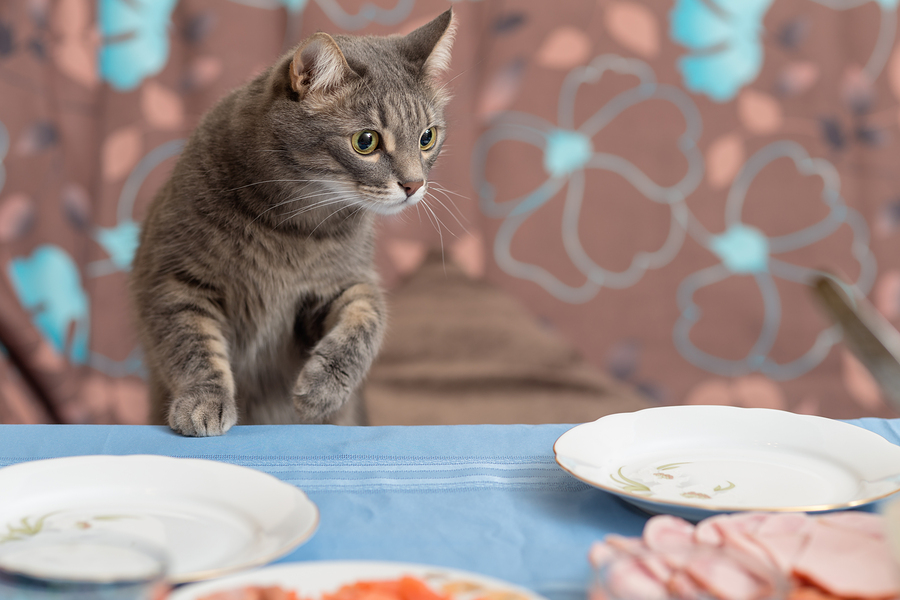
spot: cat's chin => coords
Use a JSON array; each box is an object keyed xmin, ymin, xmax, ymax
[{"xmin": 366, "ymin": 195, "xmax": 421, "ymax": 216}]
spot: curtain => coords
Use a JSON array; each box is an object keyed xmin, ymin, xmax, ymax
[{"xmin": 1, "ymin": 0, "xmax": 898, "ymax": 423}]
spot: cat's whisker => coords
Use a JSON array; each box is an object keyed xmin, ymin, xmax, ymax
[
  {"xmin": 429, "ymin": 184, "xmax": 471, "ymax": 225},
  {"xmin": 341, "ymin": 203, "xmax": 369, "ymax": 226},
  {"xmin": 304, "ymin": 200, "xmax": 367, "ymax": 239},
  {"xmin": 429, "ymin": 182, "xmax": 469, "ymax": 201},
  {"xmin": 242, "ymin": 182, "xmax": 349, "ymax": 223},
  {"xmin": 420, "ymin": 200, "xmax": 447, "ymax": 273},
  {"xmin": 419, "ymin": 198, "xmax": 439, "ymax": 232},
  {"xmin": 278, "ymin": 201, "xmax": 342, "ymax": 222},
  {"xmin": 225, "ymin": 178, "xmax": 343, "ymax": 193},
  {"xmin": 425, "ymin": 192, "xmax": 468, "ymax": 236},
  {"xmin": 387, "ymin": 203, "xmax": 412, "ymax": 224},
  {"xmin": 271, "ymin": 192, "xmax": 355, "ymax": 219},
  {"xmin": 277, "ymin": 200, "xmax": 349, "ymax": 229},
  {"xmin": 268, "ymin": 189, "xmax": 343, "ymax": 212},
  {"xmin": 294, "ymin": 193, "xmax": 359, "ymax": 213},
  {"xmin": 422, "ymin": 197, "xmax": 461, "ymax": 241},
  {"xmin": 428, "ymin": 184, "xmax": 469, "ymax": 214},
  {"xmin": 395, "ymin": 210, "xmax": 413, "ymax": 225},
  {"xmin": 428, "ymin": 185, "xmax": 469, "ymax": 211},
  {"xmin": 281, "ymin": 195, "xmax": 359, "ymax": 222},
  {"xmin": 246, "ymin": 190, "xmax": 353, "ymax": 230},
  {"xmin": 287, "ymin": 188, "xmax": 354, "ymax": 205},
  {"xmin": 420, "ymin": 200, "xmax": 445, "ymax": 237},
  {"xmin": 281, "ymin": 183, "xmax": 354, "ymax": 204}
]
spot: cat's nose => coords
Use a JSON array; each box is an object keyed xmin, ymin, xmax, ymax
[{"xmin": 400, "ymin": 180, "xmax": 424, "ymax": 197}]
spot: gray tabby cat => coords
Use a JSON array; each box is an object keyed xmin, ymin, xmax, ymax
[{"xmin": 130, "ymin": 10, "xmax": 456, "ymax": 436}]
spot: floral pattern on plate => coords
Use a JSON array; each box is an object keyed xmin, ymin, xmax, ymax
[{"xmin": 610, "ymin": 462, "xmax": 737, "ymax": 501}]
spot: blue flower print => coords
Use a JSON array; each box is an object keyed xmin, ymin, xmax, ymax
[
  {"xmin": 670, "ymin": 0, "xmax": 900, "ymax": 101},
  {"xmin": 280, "ymin": 0, "xmax": 309, "ymax": 11},
  {"xmin": 669, "ymin": 0, "xmax": 775, "ymax": 102},
  {"xmin": 710, "ymin": 224, "xmax": 769, "ymax": 274},
  {"xmin": 473, "ymin": 55, "xmax": 704, "ymax": 303},
  {"xmin": 226, "ymin": 0, "xmax": 307, "ymax": 12},
  {"xmin": 8, "ymin": 245, "xmax": 90, "ymax": 364},
  {"xmin": 673, "ymin": 141, "xmax": 876, "ymax": 379},
  {"xmin": 94, "ymin": 220, "xmax": 140, "ymax": 271},
  {"xmin": 98, "ymin": 0, "xmax": 178, "ymax": 91},
  {"xmin": 543, "ymin": 130, "xmax": 594, "ymax": 178},
  {"xmin": 87, "ymin": 140, "xmax": 185, "ymax": 278}
]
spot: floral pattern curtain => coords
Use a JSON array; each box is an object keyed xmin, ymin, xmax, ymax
[{"xmin": 1, "ymin": 0, "xmax": 899, "ymax": 423}]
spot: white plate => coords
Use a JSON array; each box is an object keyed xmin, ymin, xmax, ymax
[
  {"xmin": 0, "ymin": 455, "xmax": 319, "ymax": 583},
  {"xmin": 169, "ymin": 560, "xmax": 548, "ymax": 600},
  {"xmin": 554, "ymin": 406, "xmax": 900, "ymax": 521}
]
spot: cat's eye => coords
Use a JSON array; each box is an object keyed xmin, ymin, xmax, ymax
[
  {"xmin": 420, "ymin": 127, "xmax": 437, "ymax": 151},
  {"xmin": 352, "ymin": 130, "xmax": 379, "ymax": 155}
]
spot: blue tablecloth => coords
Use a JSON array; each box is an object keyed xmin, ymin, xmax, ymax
[{"xmin": 0, "ymin": 419, "xmax": 898, "ymax": 599}]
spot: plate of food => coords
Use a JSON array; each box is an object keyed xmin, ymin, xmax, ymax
[
  {"xmin": 590, "ymin": 510, "xmax": 899, "ymax": 600},
  {"xmin": 168, "ymin": 560, "xmax": 549, "ymax": 600},
  {"xmin": 0, "ymin": 455, "xmax": 319, "ymax": 582},
  {"xmin": 554, "ymin": 406, "xmax": 900, "ymax": 521}
]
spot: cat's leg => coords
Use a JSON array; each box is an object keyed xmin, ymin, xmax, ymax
[
  {"xmin": 293, "ymin": 283, "xmax": 385, "ymax": 423},
  {"xmin": 144, "ymin": 294, "xmax": 237, "ymax": 436}
]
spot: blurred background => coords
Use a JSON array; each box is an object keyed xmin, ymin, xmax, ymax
[{"xmin": 1, "ymin": 0, "xmax": 899, "ymax": 425}]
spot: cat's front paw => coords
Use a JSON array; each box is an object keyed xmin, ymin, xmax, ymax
[
  {"xmin": 293, "ymin": 353, "xmax": 351, "ymax": 423},
  {"xmin": 168, "ymin": 391, "xmax": 237, "ymax": 436}
]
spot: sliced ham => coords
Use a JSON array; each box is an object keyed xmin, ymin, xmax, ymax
[
  {"xmin": 693, "ymin": 513, "xmax": 766, "ymax": 548},
  {"xmin": 589, "ymin": 541, "xmax": 619, "ymax": 568},
  {"xmin": 606, "ymin": 557, "xmax": 670, "ymax": 600},
  {"xmin": 716, "ymin": 522, "xmax": 778, "ymax": 572},
  {"xmin": 606, "ymin": 533, "xmax": 649, "ymax": 556},
  {"xmin": 789, "ymin": 586, "xmax": 842, "ymax": 600},
  {"xmin": 593, "ymin": 510, "xmax": 899, "ymax": 600},
  {"xmin": 695, "ymin": 518, "xmax": 725, "ymax": 546},
  {"xmin": 756, "ymin": 513, "xmax": 811, "ymax": 538},
  {"xmin": 683, "ymin": 552, "xmax": 769, "ymax": 600},
  {"xmin": 714, "ymin": 513, "xmax": 769, "ymax": 536},
  {"xmin": 657, "ymin": 549, "xmax": 693, "ymax": 570},
  {"xmin": 643, "ymin": 515, "xmax": 697, "ymax": 553},
  {"xmin": 816, "ymin": 511, "xmax": 886, "ymax": 540},
  {"xmin": 792, "ymin": 520, "xmax": 900, "ymax": 599},
  {"xmin": 750, "ymin": 530, "xmax": 809, "ymax": 575},
  {"xmin": 668, "ymin": 570, "xmax": 704, "ymax": 600},
  {"xmin": 748, "ymin": 513, "xmax": 814, "ymax": 574},
  {"xmin": 638, "ymin": 553, "xmax": 674, "ymax": 583}
]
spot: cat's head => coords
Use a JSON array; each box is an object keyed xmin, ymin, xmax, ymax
[{"xmin": 267, "ymin": 10, "xmax": 456, "ymax": 216}]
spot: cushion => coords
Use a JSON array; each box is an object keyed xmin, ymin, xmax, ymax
[{"xmin": 364, "ymin": 252, "xmax": 651, "ymax": 425}]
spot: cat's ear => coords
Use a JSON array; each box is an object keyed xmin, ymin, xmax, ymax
[
  {"xmin": 289, "ymin": 33, "xmax": 354, "ymax": 98},
  {"xmin": 404, "ymin": 9, "xmax": 456, "ymax": 81}
]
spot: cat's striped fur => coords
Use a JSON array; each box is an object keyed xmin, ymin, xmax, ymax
[{"xmin": 130, "ymin": 10, "xmax": 456, "ymax": 436}]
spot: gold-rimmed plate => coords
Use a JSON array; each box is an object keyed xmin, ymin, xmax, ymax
[
  {"xmin": 169, "ymin": 560, "xmax": 548, "ymax": 600},
  {"xmin": 554, "ymin": 406, "xmax": 900, "ymax": 521},
  {"xmin": 0, "ymin": 455, "xmax": 318, "ymax": 583}
]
